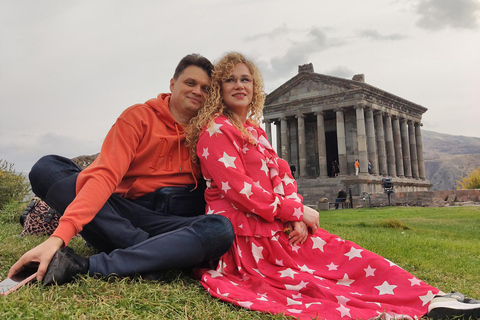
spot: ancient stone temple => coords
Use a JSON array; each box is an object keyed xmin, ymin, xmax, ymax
[{"xmin": 263, "ymin": 63, "xmax": 431, "ymax": 205}]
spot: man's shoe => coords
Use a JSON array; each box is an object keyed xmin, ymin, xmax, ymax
[
  {"xmin": 42, "ymin": 247, "xmax": 89, "ymax": 286},
  {"xmin": 427, "ymin": 292, "xmax": 480, "ymax": 320}
]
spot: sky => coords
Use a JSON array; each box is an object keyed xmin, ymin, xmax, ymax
[{"xmin": 1, "ymin": 0, "xmax": 479, "ymax": 173}]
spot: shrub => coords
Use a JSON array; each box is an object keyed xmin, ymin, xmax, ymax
[
  {"xmin": 456, "ymin": 166, "xmax": 480, "ymax": 190},
  {"xmin": 0, "ymin": 159, "xmax": 31, "ymax": 210}
]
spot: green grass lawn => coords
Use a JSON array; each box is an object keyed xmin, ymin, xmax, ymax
[{"xmin": 1, "ymin": 204, "xmax": 479, "ymax": 319}]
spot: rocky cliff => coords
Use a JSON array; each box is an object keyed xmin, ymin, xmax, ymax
[{"xmin": 422, "ymin": 131, "xmax": 480, "ymax": 190}]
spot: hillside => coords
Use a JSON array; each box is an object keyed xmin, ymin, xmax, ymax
[{"xmin": 422, "ymin": 130, "xmax": 480, "ymax": 190}]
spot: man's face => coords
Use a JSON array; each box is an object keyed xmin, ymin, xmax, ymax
[{"xmin": 169, "ymin": 65, "xmax": 210, "ymax": 122}]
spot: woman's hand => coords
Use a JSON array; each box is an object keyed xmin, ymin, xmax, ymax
[
  {"xmin": 288, "ymin": 221, "xmax": 308, "ymax": 245},
  {"xmin": 8, "ymin": 236, "xmax": 64, "ymax": 282},
  {"xmin": 302, "ymin": 205, "xmax": 320, "ymax": 233}
]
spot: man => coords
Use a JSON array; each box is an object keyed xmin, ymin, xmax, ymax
[
  {"xmin": 289, "ymin": 163, "xmax": 296, "ymax": 178},
  {"xmin": 9, "ymin": 54, "xmax": 234, "ymax": 285},
  {"xmin": 335, "ymin": 189, "xmax": 347, "ymax": 210}
]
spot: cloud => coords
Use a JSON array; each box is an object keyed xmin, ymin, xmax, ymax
[
  {"xmin": 252, "ymin": 26, "xmax": 347, "ymax": 90},
  {"xmin": 244, "ymin": 24, "xmax": 291, "ymax": 41},
  {"xmin": 414, "ymin": 0, "xmax": 480, "ymax": 30},
  {"xmin": 357, "ymin": 29, "xmax": 408, "ymax": 41},
  {"xmin": 323, "ymin": 66, "xmax": 355, "ymax": 79}
]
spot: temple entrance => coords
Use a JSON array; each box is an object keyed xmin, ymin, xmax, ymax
[{"xmin": 325, "ymin": 130, "xmax": 338, "ymax": 176}]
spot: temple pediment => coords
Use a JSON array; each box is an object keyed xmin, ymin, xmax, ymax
[{"xmin": 266, "ymin": 73, "xmax": 361, "ymax": 106}]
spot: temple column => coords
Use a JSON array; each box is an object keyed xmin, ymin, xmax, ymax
[
  {"xmin": 392, "ymin": 116, "xmax": 404, "ymax": 177},
  {"xmin": 400, "ymin": 118, "xmax": 412, "ymax": 178},
  {"xmin": 374, "ymin": 111, "xmax": 388, "ymax": 176},
  {"xmin": 384, "ymin": 114, "xmax": 397, "ymax": 176},
  {"xmin": 415, "ymin": 122, "xmax": 426, "ymax": 180},
  {"xmin": 335, "ymin": 108, "xmax": 348, "ymax": 175},
  {"xmin": 275, "ymin": 120, "xmax": 281, "ymax": 156},
  {"xmin": 280, "ymin": 116, "xmax": 289, "ymax": 161},
  {"xmin": 296, "ymin": 113, "xmax": 307, "ymax": 177},
  {"xmin": 355, "ymin": 104, "xmax": 368, "ymax": 174},
  {"xmin": 316, "ymin": 111, "xmax": 328, "ymax": 177},
  {"xmin": 365, "ymin": 108, "xmax": 378, "ymax": 175},
  {"xmin": 264, "ymin": 119, "xmax": 272, "ymax": 144},
  {"xmin": 409, "ymin": 121, "xmax": 419, "ymax": 179}
]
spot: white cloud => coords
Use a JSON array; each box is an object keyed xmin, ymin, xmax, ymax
[{"xmin": 415, "ymin": 0, "xmax": 480, "ymax": 30}]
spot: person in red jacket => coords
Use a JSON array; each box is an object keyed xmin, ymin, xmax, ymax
[{"xmin": 9, "ymin": 54, "xmax": 234, "ymax": 285}]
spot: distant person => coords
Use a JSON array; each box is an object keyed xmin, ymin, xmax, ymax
[
  {"xmin": 290, "ymin": 163, "xmax": 296, "ymax": 178},
  {"xmin": 9, "ymin": 54, "xmax": 234, "ymax": 286},
  {"xmin": 355, "ymin": 159, "xmax": 360, "ymax": 176},
  {"xmin": 368, "ymin": 159, "xmax": 372, "ymax": 174},
  {"xmin": 332, "ymin": 160, "xmax": 339, "ymax": 177},
  {"xmin": 335, "ymin": 189, "xmax": 347, "ymax": 209}
]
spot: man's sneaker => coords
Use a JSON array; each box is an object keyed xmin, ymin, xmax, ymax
[
  {"xmin": 42, "ymin": 247, "xmax": 89, "ymax": 286},
  {"xmin": 427, "ymin": 292, "xmax": 480, "ymax": 319}
]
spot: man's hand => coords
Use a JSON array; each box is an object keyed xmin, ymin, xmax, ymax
[
  {"xmin": 302, "ymin": 205, "xmax": 320, "ymax": 233},
  {"xmin": 288, "ymin": 221, "xmax": 308, "ymax": 245},
  {"xmin": 8, "ymin": 236, "xmax": 64, "ymax": 282}
]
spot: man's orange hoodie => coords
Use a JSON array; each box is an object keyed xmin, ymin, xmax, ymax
[{"xmin": 52, "ymin": 93, "xmax": 201, "ymax": 245}]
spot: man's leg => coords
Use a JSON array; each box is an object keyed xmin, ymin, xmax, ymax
[
  {"xmin": 89, "ymin": 214, "xmax": 234, "ymax": 276},
  {"xmin": 29, "ymin": 155, "xmax": 149, "ymax": 252}
]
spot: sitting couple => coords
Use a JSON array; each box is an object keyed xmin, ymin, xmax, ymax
[{"xmin": 10, "ymin": 53, "xmax": 480, "ymax": 320}]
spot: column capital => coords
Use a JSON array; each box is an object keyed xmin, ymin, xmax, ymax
[
  {"xmin": 314, "ymin": 110, "xmax": 324, "ymax": 116},
  {"xmin": 262, "ymin": 118, "xmax": 272, "ymax": 124},
  {"xmin": 384, "ymin": 113, "xmax": 392, "ymax": 118},
  {"xmin": 353, "ymin": 103, "xmax": 365, "ymax": 110},
  {"xmin": 279, "ymin": 116, "xmax": 287, "ymax": 121},
  {"xmin": 295, "ymin": 113, "xmax": 305, "ymax": 119},
  {"xmin": 407, "ymin": 119, "xmax": 415, "ymax": 125},
  {"xmin": 334, "ymin": 107, "xmax": 345, "ymax": 113}
]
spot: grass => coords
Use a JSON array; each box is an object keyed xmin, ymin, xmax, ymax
[{"xmin": 1, "ymin": 203, "xmax": 479, "ymax": 319}]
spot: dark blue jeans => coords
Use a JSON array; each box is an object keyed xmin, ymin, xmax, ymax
[{"xmin": 29, "ymin": 155, "xmax": 234, "ymax": 276}]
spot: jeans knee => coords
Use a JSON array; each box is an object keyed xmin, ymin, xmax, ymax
[{"xmin": 197, "ymin": 215, "xmax": 234, "ymax": 260}]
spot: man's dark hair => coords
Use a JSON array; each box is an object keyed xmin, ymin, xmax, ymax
[{"xmin": 173, "ymin": 54, "xmax": 213, "ymax": 79}]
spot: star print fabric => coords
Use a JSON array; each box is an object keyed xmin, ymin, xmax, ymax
[{"xmin": 197, "ymin": 116, "xmax": 439, "ymax": 320}]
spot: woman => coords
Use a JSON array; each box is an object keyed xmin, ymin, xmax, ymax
[{"xmin": 186, "ymin": 52, "xmax": 479, "ymax": 320}]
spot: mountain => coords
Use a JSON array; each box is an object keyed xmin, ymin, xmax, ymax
[{"xmin": 422, "ymin": 130, "xmax": 480, "ymax": 190}]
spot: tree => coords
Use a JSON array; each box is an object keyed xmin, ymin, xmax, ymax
[
  {"xmin": 0, "ymin": 159, "xmax": 31, "ymax": 209},
  {"xmin": 456, "ymin": 166, "xmax": 480, "ymax": 190}
]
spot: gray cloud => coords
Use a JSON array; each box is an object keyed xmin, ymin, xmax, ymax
[
  {"xmin": 244, "ymin": 24, "xmax": 291, "ymax": 41},
  {"xmin": 254, "ymin": 26, "xmax": 347, "ymax": 90},
  {"xmin": 357, "ymin": 29, "xmax": 408, "ymax": 41},
  {"xmin": 415, "ymin": 0, "xmax": 480, "ymax": 30},
  {"xmin": 323, "ymin": 66, "xmax": 355, "ymax": 79}
]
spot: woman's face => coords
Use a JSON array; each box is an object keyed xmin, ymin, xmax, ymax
[{"xmin": 221, "ymin": 63, "xmax": 254, "ymax": 121}]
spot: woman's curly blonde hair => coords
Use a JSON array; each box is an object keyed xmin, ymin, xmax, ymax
[{"xmin": 186, "ymin": 52, "xmax": 266, "ymax": 164}]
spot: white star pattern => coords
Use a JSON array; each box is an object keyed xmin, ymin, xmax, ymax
[
  {"xmin": 260, "ymin": 159, "xmax": 269, "ymax": 176},
  {"xmin": 207, "ymin": 270, "xmax": 223, "ymax": 278},
  {"xmin": 337, "ymin": 273, "xmax": 355, "ymax": 286},
  {"xmin": 409, "ymin": 277, "xmax": 422, "ymax": 286},
  {"xmin": 336, "ymin": 295, "xmax": 350, "ymax": 305},
  {"xmin": 282, "ymin": 173, "xmax": 295, "ymax": 186},
  {"xmin": 286, "ymin": 298, "xmax": 302, "ymax": 306},
  {"xmin": 202, "ymin": 147, "xmax": 209, "ymax": 159},
  {"xmin": 290, "ymin": 243, "xmax": 301, "ymax": 253},
  {"xmin": 419, "ymin": 290, "xmax": 436, "ymax": 306},
  {"xmin": 286, "ymin": 192, "xmax": 302, "ymax": 202},
  {"xmin": 312, "ymin": 237, "xmax": 327, "ymax": 252},
  {"xmin": 252, "ymin": 243, "xmax": 264, "ymax": 263},
  {"xmin": 364, "ymin": 265, "xmax": 376, "ymax": 277},
  {"xmin": 327, "ymin": 262, "xmax": 339, "ymax": 271},
  {"xmin": 206, "ymin": 206, "xmax": 214, "ymax": 215},
  {"xmin": 278, "ymin": 268, "xmax": 298, "ymax": 279},
  {"xmin": 306, "ymin": 302, "xmax": 322, "ymax": 308},
  {"xmin": 237, "ymin": 301, "xmax": 253, "ymax": 309},
  {"xmin": 285, "ymin": 281, "xmax": 309, "ymax": 291},
  {"xmin": 252, "ymin": 268, "xmax": 266, "ymax": 277},
  {"xmin": 299, "ymin": 264, "xmax": 315, "ymax": 274},
  {"xmin": 218, "ymin": 152, "xmax": 236, "ymax": 169},
  {"xmin": 374, "ymin": 281, "xmax": 397, "ymax": 295},
  {"xmin": 207, "ymin": 122, "xmax": 223, "ymax": 136},
  {"xmin": 293, "ymin": 207, "xmax": 303, "ymax": 219},
  {"xmin": 275, "ymin": 259, "xmax": 284, "ymax": 266},
  {"xmin": 336, "ymin": 304, "xmax": 351, "ymax": 317},
  {"xmin": 269, "ymin": 197, "xmax": 280, "ymax": 213},
  {"xmin": 240, "ymin": 182, "xmax": 253, "ymax": 199},
  {"xmin": 344, "ymin": 247, "xmax": 363, "ymax": 260},
  {"xmin": 221, "ymin": 181, "xmax": 231, "ymax": 194},
  {"xmin": 217, "ymin": 288, "xmax": 229, "ymax": 297}
]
